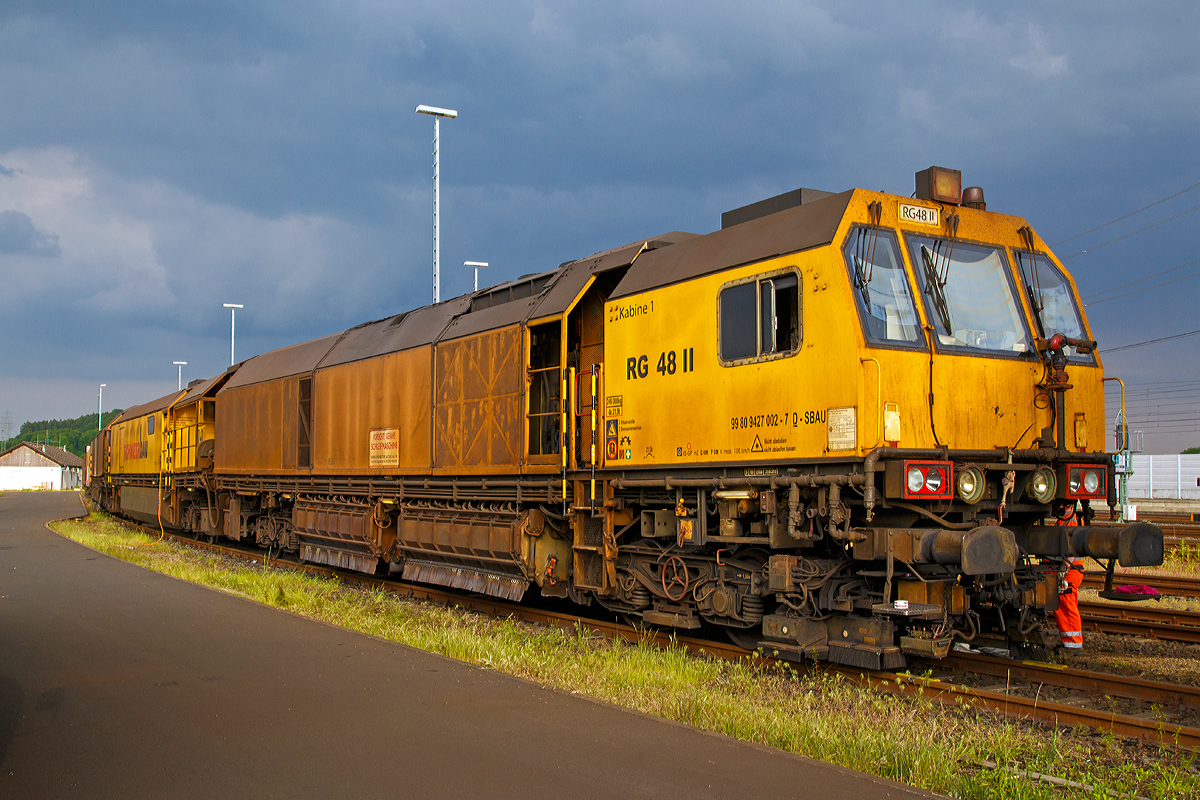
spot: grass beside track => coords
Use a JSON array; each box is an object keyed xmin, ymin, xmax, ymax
[{"xmin": 51, "ymin": 509, "xmax": 1200, "ymax": 800}]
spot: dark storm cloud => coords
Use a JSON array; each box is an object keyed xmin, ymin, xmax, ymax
[
  {"xmin": 0, "ymin": 1, "xmax": 1197, "ymax": 450},
  {"xmin": 0, "ymin": 209, "xmax": 60, "ymax": 256}
]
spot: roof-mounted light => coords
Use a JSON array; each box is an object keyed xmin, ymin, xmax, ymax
[{"xmin": 915, "ymin": 166, "xmax": 962, "ymax": 205}]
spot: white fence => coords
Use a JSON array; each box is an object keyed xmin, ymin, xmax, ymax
[{"xmin": 1127, "ymin": 455, "xmax": 1200, "ymax": 500}]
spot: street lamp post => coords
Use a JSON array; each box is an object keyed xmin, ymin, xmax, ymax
[
  {"xmin": 223, "ymin": 304, "xmax": 243, "ymax": 366},
  {"xmin": 98, "ymin": 384, "xmax": 106, "ymax": 432},
  {"xmin": 464, "ymin": 261, "xmax": 489, "ymax": 292},
  {"xmin": 174, "ymin": 361, "xmax": 187, "ymax": 391},
  {"xmin": 416, "ymin": 104, "xmax": 458, "ymax": 304}
]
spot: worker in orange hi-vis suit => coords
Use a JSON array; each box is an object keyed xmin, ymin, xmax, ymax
[{"xmin": 1054, "ymin": 503, "xmax": 1084, "ymax": 651}]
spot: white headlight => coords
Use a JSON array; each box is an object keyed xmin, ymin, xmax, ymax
[
  {"xmin": 924, "ymin": 468, "xmax": 943, "ymax": 493},
  {"xmin": 907, "ymin": 467, "xmax": 925, "ymax": 492},
  {"xmin": 957, "ymin": 466, "xmax": 985, "ymax": 504},
  {"xmin": 1030, "ymin": 468, "xmax": 1056, "ymax": 503},
  {"xmin": 1083, "ymin": 470, "xmax": 1100, "ymax": 494}
]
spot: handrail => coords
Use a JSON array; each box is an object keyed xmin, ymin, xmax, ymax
[
  {"xmin": 560, "ymin": 367, "xmax": 568, "ymax": 512},
  {"xmin": 590, "ymin": 365, "xmax": 598, "ymax": 513},
  {"xmin": 1102, "ymin": 376, "xmax": 1127, "ymax": 449}
]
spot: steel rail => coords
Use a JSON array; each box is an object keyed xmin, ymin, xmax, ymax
[
  {"xmin": 1080, "ymin": 601, "xmax": 1200, "ymax": 643},
  {"xmin": 1082, "ymin": 571, "xmax": 1200, "ymax": 599},
  {"xmin": 930, "ymin": 651, "xmax": 1200, "ymax": 710},
  {"xmin": 107, "ymin": 515, "xmax": 1200, "ymax": 750},
  {"xmin": 857, "ymin": 671, "xmax": 1200, "ymax": 750}
]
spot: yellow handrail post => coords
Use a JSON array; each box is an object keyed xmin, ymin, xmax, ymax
[{"xmin": 590, "ymin": 366, "xmax": 597, "ymax": 514}]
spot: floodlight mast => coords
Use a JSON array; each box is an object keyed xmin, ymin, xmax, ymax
[
  {"xmin": 173, "ymin": 361, "xmax": 187, "ymax": 391},
  {"xmin": 98, "ymin": 384, "xmax": 106, "ymax": 432},
  {"xmin": 223, "ymin": 304, "xmax": 243, "ymax": 366},
  {"xmin": 416, "ymin": 105, "xmax": 458, "ymax": 304},
  {"xmin": 464, "ymin": 261, "xmax": 489, "ymax": 292}
]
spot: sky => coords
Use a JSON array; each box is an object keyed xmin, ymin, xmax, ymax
[{"xmin": 1, "ymin": 1, "xmax": 1197, "ymax": 453}]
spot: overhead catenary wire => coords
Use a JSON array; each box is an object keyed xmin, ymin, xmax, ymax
[
  {"xmin": 1085, "ymin": 269, "xmax": 1200, "ymax": 306},
  {"xmin": 1104, "ymin": 328, "xmax": 1200, "ymax": 354},
  {"xmin": 1054, "ymin": 181, "xmax": 1200, "ymax": 247},
  {"xmin": 1083, "ymin": 257, "xmax": 1200, "ymax": 305},
  {"xmin": 1104, "ymin": 378, "xmax": 1200, "ymax": 436},
  {"xmin": 1061, "ymin": 201, "xmax": 1200, "ymax": 260}
]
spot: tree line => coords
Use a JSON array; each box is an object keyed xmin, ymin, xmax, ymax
[{"xmin": 3, "ymin": 410, "xmax": 125, "ymax": 458}]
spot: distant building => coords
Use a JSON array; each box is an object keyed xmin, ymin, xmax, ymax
[{"xmin": 0, "ymin": 442, "xmax": 85, "ymax": 491}]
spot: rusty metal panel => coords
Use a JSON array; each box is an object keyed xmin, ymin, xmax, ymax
[
  {"xmin": 312, "ymin": 346, "xmax": 433, "ymax": 473},
  {"xmin": 174, "ymin": 371, "xmax": 229, "ymax": 406},
  {"xmin": 399, "ymin": 514, "xmax": 520, "ymax": 559},
  {"xmin": 216, "ymin": 377, "xmax": 297, "ymax": 474},
  {"xmin": 222, "ymin": 332, "xmax": 342, "ymax": 390},
  {"xmin": 434, "ymin": 326, "xmax": 522, "ymax": 471},
  {"xmin": 396, "ymin": 503, "xmax": 530, "ymax": 600},
  {"xmin": 293, "ymin": 499, "xmax": 396, "ymax": 574},
  {"xmin": 439, "ymin": 296, "xmax": 541, "ymax": 342},
  {"xmin": 321, "ymin": 296, "xmax": 470, "ymax": 367},
  {"xmin": 281, "ymin": 377, "xmax": 298, "ymax": 470},
  {"xmin": 609, "ymin": 190, "xmax": 852, "ymax": 300}
]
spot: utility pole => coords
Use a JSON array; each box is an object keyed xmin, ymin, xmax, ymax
[
  {"xmin": 223, "ymin": 304, "xmax": 243, "ymax": 366},
  {"xmin": 416, "ymin": 104, "xmax": 458, "ymax": 303}
]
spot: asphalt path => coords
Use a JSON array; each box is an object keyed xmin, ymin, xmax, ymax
[{"xmin": 0, "ymin": 491, "xmax": 938, "ymax": 798}]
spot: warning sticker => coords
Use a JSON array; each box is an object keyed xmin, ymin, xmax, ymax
[
  {"xmin": 751, "ymin": 435, "xmax": 764, "ymax": 453},
  {"xmin": 369, "ymin": 428, "xmax": 400, "ymax": 467},
  {"xmin": 604, "ymin": 418, "xmax": 619, "ymax": 461},
  {"xmin": 826, "ymin": 407, "xmax": 856, "ymax": 451}
]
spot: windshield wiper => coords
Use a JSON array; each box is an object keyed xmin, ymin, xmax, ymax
[
  {"xmin": 1019, "ymin": 256, "xmax": 1046, "ymax": 337},
  {"xmin": 920, "ymin": 245, "xmax": 953, "ymax": 334},
  {"xmin": 853, "ymin": 227, "xmax": 879, "ymax": 311},
  {"xmin": 1016, "ymin": 226, "xmax": 1046, "ymax": 338},
  {"xmin": 1016, "ymin": 248, "xmax": 1047, "ymax": 338}
]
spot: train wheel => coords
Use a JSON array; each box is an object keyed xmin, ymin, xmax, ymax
[{"xmin": 725, "ymin": 626, "xmax": 763, "ymax": 651}]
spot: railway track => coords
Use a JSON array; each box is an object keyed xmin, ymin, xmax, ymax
[
  {"xmin": 1081, "ymin": 601, "xmax": 1200, "ymax": 644},
  {"xmin": 86, "ymin": 512, "xmax": 1200, "ymax": 751},
  {"xmin": 932, "ymin": 651, "xmax": 1200, "ymax": 711},
  {"xmin": 1082, "ymin": 571, "xmax": 1200, "ymax": 599}
]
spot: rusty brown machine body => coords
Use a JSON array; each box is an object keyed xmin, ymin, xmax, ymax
[{"xmin": 90, "ymin": 167, "xmax": 1164, "ymax": 668}]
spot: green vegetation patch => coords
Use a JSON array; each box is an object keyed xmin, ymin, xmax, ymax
[
  {"xmin": 51, "ymin": 510, "xmax": 1200, "ymax": 799},
  {"xmin": 4, "ymin": 409, "xmax": 124, "ymax": 457}
]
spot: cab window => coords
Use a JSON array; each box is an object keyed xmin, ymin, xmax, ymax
[
  {"xmin": 842, "ymin": 227, "xmax": 924, "ymax": 348},
  {"xmin": 147, "ymin": 415, "xmax": 155, "ymax": 435},
  {"xmin": 719, "ymin": 269, "xmax": 801, "ymax": 364},
  {"xmin": 906, "ymin": 235, "xmax": 1032, "ymax": 357},
  {"xmin": 1014, "ymin": 251, "xmax": 1094, "ymax": 363}
]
